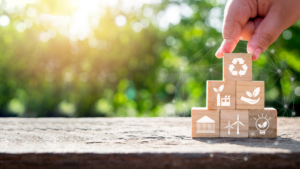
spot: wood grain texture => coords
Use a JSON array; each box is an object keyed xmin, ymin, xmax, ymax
[
  {"xmin": 191, "ymin": 108, "xmax": 220, "ymax": 138},
  {"xmin": 236, "ymin": 81, "xmax": 264, "ymax": 109},
  {"xmin": 223, "ymin": 53, "xmax": 252, "ymax": 81},
  {"xmin": 0, "ymin": 117, "xmax": 299, "ymax": 169},
  {"xmin": 249, "ymin": 108, "xmax": 277, "ymax": 138},
  {"xmin": 207, "ymin": 81, "xmax": 236, "ymax": 110},
  {"xmin": 1, "ymin": 117, "xmax": 298, "ymax": 155},
  {"xmin": 220, "ymin": 110, "xmax": 249, "ymax": 137}
]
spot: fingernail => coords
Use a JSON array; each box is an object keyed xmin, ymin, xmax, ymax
[
  {"xmin": 247, "ymin": 42, "xmax": 255, "ymax": 54},
  {"xmin": 215, "ymin": 47, "xmax": 222, "ymax": 58},
  {"xmin": 253, "ymin": 48, "xmax": 261, "ymax": 61},
  {"xmin": 216, "ymin": 46, "xmax": 223, "ymax": 59}
]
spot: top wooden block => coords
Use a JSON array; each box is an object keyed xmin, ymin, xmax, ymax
[{"xmin": 223, "ymin": 53, "xmax": 252, "ymax": 81}]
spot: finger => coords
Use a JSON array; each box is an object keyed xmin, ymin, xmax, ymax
[
  {"xmin": 216, "ymin": 0, "xmax": 257, "ymax": 58},
  {"xmin": 240, "ymin": 21, "xmax": 255, "ymax": 41},
  {"xmin": 240, "ymin": 17, "xmax": 263, "ymax": 41},
  {"xmin": 247, "ymin": 10, "xmax": 295, "ymax": 60},
  {"xmin": 253, "ymin": 17, "xmax": 263, "ymax": 28}
]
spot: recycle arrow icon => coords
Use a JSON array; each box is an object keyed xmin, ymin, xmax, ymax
[
  {"xmin": 237, "ymin": 58, "xmax": 245, "ymax": 64},
  {"xmin": 229, "ymin": 58, "xmax": 248, "ymax": 76},
  {"xmin": 229, "ymin": 64, "xmax": 235, "ymax": 72},
  {"xmin": 232, "ymin": 58, "xmax": 237, "ymax": 64}
]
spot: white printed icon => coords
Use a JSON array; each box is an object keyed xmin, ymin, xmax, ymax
[
  {"xmin": 224, "ymin": 121, "xmax": 233, "ymax": 134},
  {"xmin": 254, "ymin": 114, "xmax": 271, "ymax": 135},
  {"xmin": 231, "ymin": 114, "xmax": 244, "ymax": 135},
  {"xmin": 214, "ymin": 85, "xmax": 230, "ymax": 106},
  {"xmin": 241, "ymin": 87, "xmax": 260, "ymax": 105},
  {"xmin": 221, "ymin": 96, "xmax": 230, "ymax": 106},
  {"xmin": 196, "ymin": 116, "xmax": 215, "ymax": 133},
  {"xmin": 229, "ymin": 58, "xmax": 248, "ymax": 76}
]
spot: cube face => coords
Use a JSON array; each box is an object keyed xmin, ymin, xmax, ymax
[
  {"xmin": 249, "ymin": 108, "xmax": 277, "ymax": 138},
  {"xmin": 191, "ymin": 108, "xmax": 220, "ymax": 138},
  {"xmin": 223, "ymin": 53, "xmax": 252, "ymax": 81},
  {"xmin": 220, "ymin": 110, "xmax": 249, "ymax": 137},
  {"xmin": 191, "ymin": 52, "xmax": 277, "ymax": 138},
  {"xmin": 207, "ymin": 81, "xmax": 236, "ymax": 110},
  {"xmin": 236, "ymin": 81, "xmax": 264, "ymax": 109}
]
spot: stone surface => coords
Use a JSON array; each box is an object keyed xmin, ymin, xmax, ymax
[{"xmin": 0, "ymin": 117, "xmax": 299, "ymax": 168}]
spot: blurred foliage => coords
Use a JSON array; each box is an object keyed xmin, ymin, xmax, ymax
[{"xmin": 0, "ymin": 0, "xmax": 299, "ymax": 117}]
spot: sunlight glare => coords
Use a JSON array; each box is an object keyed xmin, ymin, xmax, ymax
[
  {"xmin": 40, "ymin": 32, "xmax": 50, "ymax": 42},
  {"xmin": 0, "ymin": 15, "xmax": 10, "ymax": 26},
  {"xmin": 115, "ymin": 15, "xmax": 127, "ymax": 27},
  {"xmin": 2, "ymin": 0, "xmax": 170, "ymax": 42},
  {"xmin": 15, "ymin": 22, "xmax": 26, "ymax": 32},
  {"xmin": 132, "ymin": 22, "xmax": 143, "ymax": 32},
  {"xmin": 26, "ymin": 7, "xmax": 36, "ymax": 17}
]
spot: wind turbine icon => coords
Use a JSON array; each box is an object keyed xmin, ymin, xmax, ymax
[
  {"xmin": 224, "ymin": 121, "xmax": 233, "ymax": 134},
  {"xmin": 231, "ymin": 114, "xmax": 244, "ymax": 135}
]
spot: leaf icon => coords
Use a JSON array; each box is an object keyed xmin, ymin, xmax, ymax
[
  {"xmin": 262, "ymin": 121, "xmax": 267, "ymax": 128},
  {"xmin": 253, "ymin": 87, "xmax": 260, "ymax": 97},
  {"xmin": 219, "ymin": 85, "xmax": 224, "ymax": 92},
  {"xmin": 214, "ymin": 88, "xmax": 218, "ymax": 92},
  {"xmin": 246, "ymin": 91, "xmax": 252, "ymax": 97},
  {"xmin": 258, "ymin": 124, "xmax": 262, "ymax": 128}
]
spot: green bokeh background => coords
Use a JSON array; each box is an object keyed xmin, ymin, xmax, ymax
[{"xmin": 0, "ymin": 0, "xmax": 299, "ymax": 117}]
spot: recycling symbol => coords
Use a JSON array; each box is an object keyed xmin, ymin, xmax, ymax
[{"xmin": 228, "ymin": 58, "xmax": 248, "ymax": 76}]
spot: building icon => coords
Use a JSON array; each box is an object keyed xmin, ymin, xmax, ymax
[{"xmin": 196, "ymin": 116, "xmax": 215, "ymax": 133}]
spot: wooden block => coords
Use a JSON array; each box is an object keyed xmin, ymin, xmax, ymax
[
  {"xmin": 223, "ymin": 53, "xmax": 252, "ymax": 81},
  {"xmin": 249, "ymin": 108, "xmax": 277, "ymax": 138},
  {"xmin": 191, "ymin": 108, "xmax": 220, "ymax": 138},
  {"xmin": 236, "ymin": 81, "xmax": 264, "ymax": 109},
  {"xmin": 220, "ymin": 110, "xmax": 249, "ymax": 137},
  {"xmin": 207, "ymin": 81, "xmax": 235, "ymax": 110}
]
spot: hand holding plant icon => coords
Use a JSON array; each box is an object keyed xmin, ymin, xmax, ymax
[{"xmin": 241, "ymin": 87, "xmax": 260, "ymax": 105}]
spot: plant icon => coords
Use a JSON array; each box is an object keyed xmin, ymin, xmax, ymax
[
  {"xmin": 246, "ymin": 87, "xmax": 260, "ymax": 98},
  {"xmin": 214, "ymin": 85, "xmax": 230, "ymax": 106},
  {"xmin": 213, "ymin": 84, "xmax": 224, "ymax": 93},
  {"xmin": 241, "ymin": 87, "xmax": 260, "ymax": 105},
  {"xmin": 258, "ymin": 121, "xmax": 267, "ymax": 129},
  {"xmin": 214, "ymin": 85, "xmax": 224, "ymax": 106},
  {"xmin": 254, "ymin": 114, "xmax": 271, "ymax": 135}
]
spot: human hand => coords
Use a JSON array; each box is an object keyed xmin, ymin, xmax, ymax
[{"xmin": 215, "ymin": 0, "xmax": 300, "ymax": 61}]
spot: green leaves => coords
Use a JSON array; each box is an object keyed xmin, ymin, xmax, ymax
[{"xmin": 0, "ymin": 0, "xmax": 298, "ymax": 117}]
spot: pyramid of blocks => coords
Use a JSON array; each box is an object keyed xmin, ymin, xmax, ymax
[{"xmin": 191, "ymin": 53, "xmax": 277, "ymax": 138}]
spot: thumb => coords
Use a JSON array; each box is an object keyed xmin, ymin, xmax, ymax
[{"xmin": 247, "ymin": 11, "xmax": 292, "ymax": 60}]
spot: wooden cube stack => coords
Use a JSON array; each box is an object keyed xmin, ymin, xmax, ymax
[{"xmin": 192, "ymin": 53, "xmax": 277, "ymax": 138}]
